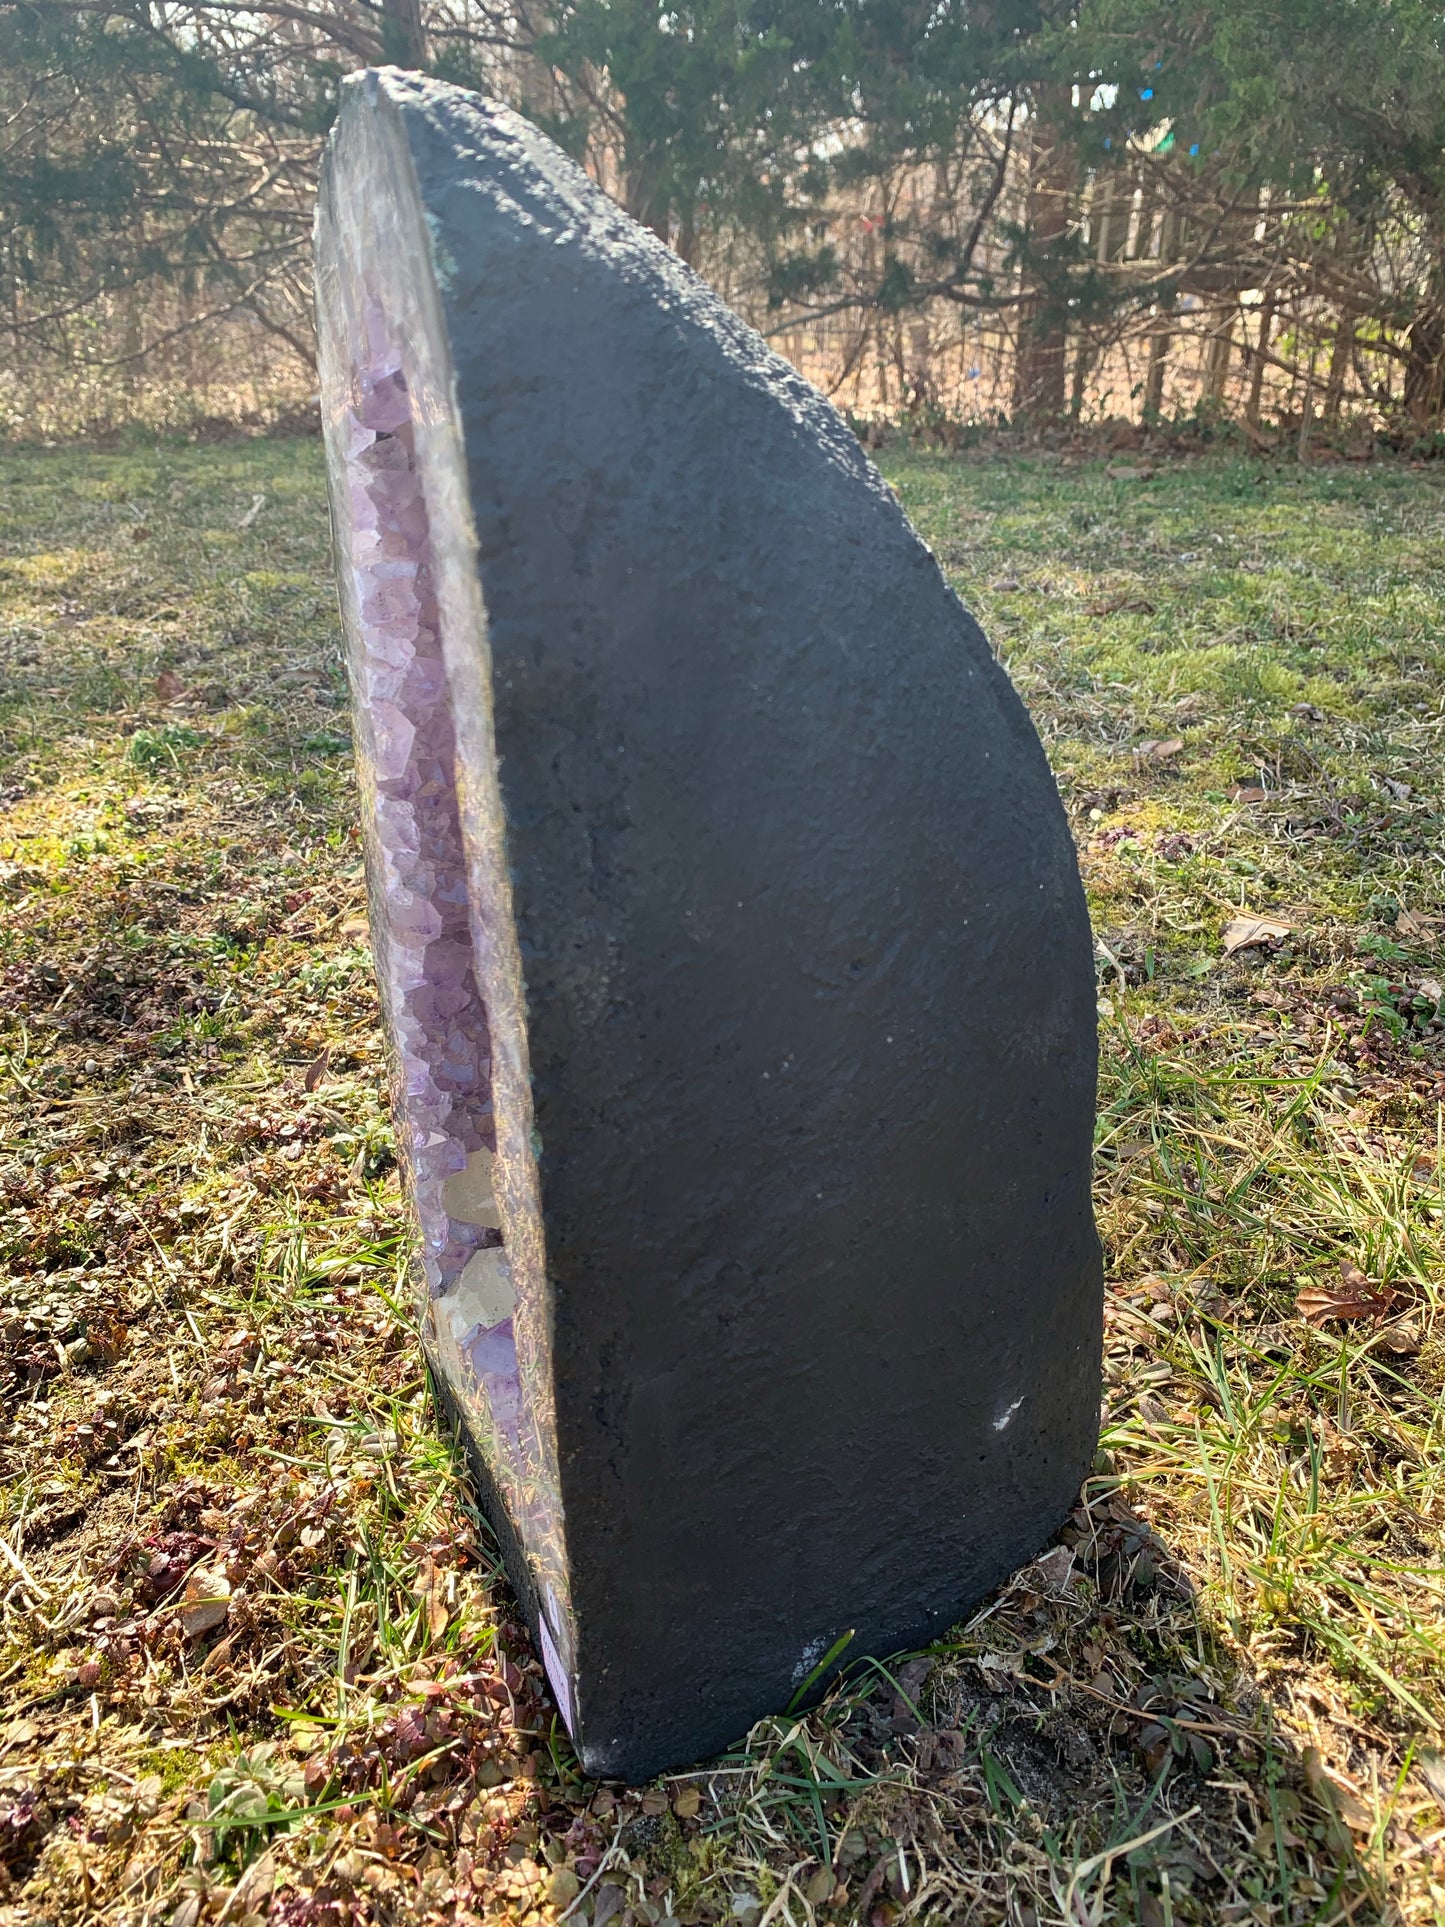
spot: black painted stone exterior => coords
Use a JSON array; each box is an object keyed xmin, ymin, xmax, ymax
[{"xmin": 317, "ymin": 70, "xmax": 1102, "ymax": 1783}]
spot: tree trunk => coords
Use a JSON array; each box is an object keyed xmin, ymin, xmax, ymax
[
  {"xmin": 623, "ymin": 151, "xmax": 671, "ymax": 246},
  {"xmin": 1246, "ymin": 297, "xmax": 1275, "ymax": 426},
  {"xmin": 1069, "ymin": 339, "xmax": 1091, "ymax": 419},
  {"xmin": 1144, "ymin": 321, "xmax": 1171, "ymax": 417},
  {"xmin": 1204, "ymin": 306, "xmax": 1235, "ymax": 403},
  {"xmin": 1403, "ymin": 299, "xmax": 1445, "ymax": 430},
  {"xmin": 1012, "ymin": 88, "xmax": 1075, "ymax": 423},
  {"xmin": 380, "ymin": 0, "xmax": 429, "ymax": 69},
  {"xmin": 1324, "ymin": 307, "xmax": 1355, "ymax": 421},
  {"xmin": 1298, "ymin": 337, "xmax": 1320, "ymax": 460}
]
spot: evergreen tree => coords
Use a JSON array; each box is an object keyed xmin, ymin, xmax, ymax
[{"xmin": 1076, "ymin": 0, "xmax": 1445, "ymax": 423}]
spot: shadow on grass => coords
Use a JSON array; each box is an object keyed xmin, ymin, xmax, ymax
[{"xmin": 492, "ymin": 1466, "xmax": 1390, "ymax": 1927}]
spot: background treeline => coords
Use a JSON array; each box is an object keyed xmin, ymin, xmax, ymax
[{"xmin": 4, "ymin": 0, "xmax": 1444, "ymax": 443}]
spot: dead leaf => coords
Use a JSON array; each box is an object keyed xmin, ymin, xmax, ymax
[
  {"xmin": 226, "ymin": 1850, "xmax": 277, "ymax": 1918},
  {"xmin": 1032, "ymin": 1545, "xmax": 1076, "ymax": 1590},
  {"xmin": 1416, "ymin": 1749, "xmax": 1445, "ymax": 1814},
  {"xmin": 546, "ymin": 1868, "xmax": 581, "ymax": 1909},
  {"xmin": 413, "ymin": 1556, "xmax": 449, "ymax": 1641},
  {"xmin": 1135, "ymin": 737, "xmax": 1184, "ymax": 765},
  {"xmin": 672, "ymin": 1783, "xmax": 701, "ymax": 1820},
  {"xmin": 1395, "ymin": 907, "xmax": 1436, "ymax": 940},
  {"xmin": 804, "ymin": 1867, "xmax": 834, "ymax": 1905},
  {"xmin": 303, "ymin": 1049, "xmax": 331, "ymax": 1093},
  {"xmin": 1303, "ymin": 1747, "xmax": 1373, "ymax": 1829},
  {"xmin": 1230, "ymin": 784, "xmax": 1268, "ymax": 803},
  {"xmin": 238, "ymin": 492, "xmax": 267, "ymax": 530},
  {"xmin": 1381, "ymin": 775, "xmax": 1413, "ymax": 801},
  {"xmin": 178, "ymin": 1565, "xmax": 231, "ymax": 1639},
  {"xmin": 1297, "ymin": 1261, "xmax": 1396, "ymax": 1325},
  {"xmin": 1376, "ymin": 1323, "xmax": 1420, "ymax": 1355},
  {"xmin": 1085, "ymin": 594, "xmax": 1155, "ymax": 617},
  {"xmin": 1222, "ymin": 916, "xmax": 1291, "ymax": 955},
  {"xmin": 155, "ymin": 670, "xmax": 186, "ymax": 704}
]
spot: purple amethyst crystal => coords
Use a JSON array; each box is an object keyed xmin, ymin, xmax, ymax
[{"xmin": 321, "ymin": 295, "xmax": 574, "ymax": 1719}]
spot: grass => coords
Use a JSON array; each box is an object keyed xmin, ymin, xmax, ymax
[{"xmin": 0, "ymin": 431, "xmax": 1442, "ymax": 1926}]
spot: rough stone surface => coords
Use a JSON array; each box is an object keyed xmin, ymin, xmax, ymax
[{"xmin": 315, "ymin": 68, "xmax": 1102, "ymax": 1782}]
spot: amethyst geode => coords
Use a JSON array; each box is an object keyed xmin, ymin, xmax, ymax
[{"xmin": 315, "ymin": 70, "xmax": 1102, "ymax": 1781}]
